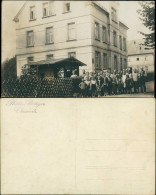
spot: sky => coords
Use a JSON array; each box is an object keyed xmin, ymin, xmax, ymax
[{"xmin": 2, "ymin": 1, "xmax": 151, "ymax": 62}]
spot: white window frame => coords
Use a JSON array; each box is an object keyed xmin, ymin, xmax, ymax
[
  {"xmin": 113, "ymin": 31, "xmax": 117, "ymax": 47},
  {"xmin": 27, "ymin": 31, "xmax": 34, "ymax": 47},
  {"xmin": 102, "ymin": 26, "xmax": 107, "ymax": 43},
  {"xmin": 27, "ymin": 56, "xmax": 34, "ymax": 63},
  {"xmin": 123, "ymin": 37, "xmax": 126, "ymax": 51},
  {"xmin": 30, "ymin": 6, "xmax": 36, "ymax": 20},
  {"xmin": 68, "ymin": 23, "xmax": 76, "ymax": 41},
  {"xmin": 43, "ymin": 2, "xmax": 49, "ymax": 17},
  {"xmin": 43, "ymin": 1, "xmax": 55, "ymax": 17},
  {"xmin": 46, "ymin": 54, "xmax": 54, "ymax": 61},
  {"xmin": 95, "ymin": 22, "xmax": 100, "ymax": 41},
  {"xmin": 46, "ymin": 27, "xmax": 54, "ymax": 44},
  {"xmin": 111, "ymin": 7, "xmax": 117, "ymax": 22},
  {"xmin": 119, "ymin": 35, "xmax": 122, "ymax": 50},
  {"xmin": 68, "ymin": 52, "xmax": 76, "ymax": 58},
  {"xmin": 95, "ymin": 51, "xmax": 101, "ymax": 68},
  {"xmin": 63, "ymin": 2, "xmax": 71, "ymax": 13},
  {"xmin": 120, "ymin": 57, "xmax": 123, "ymax": 70},
  {"xmin": 124, "ymin": 58, "xmax": 127, "ymax": 68},
  {"xmin": 103, "ymin": 53, "xmax": 108, "ymax": 69},
  {"xmin": 114, "ymin": 55, "xmax": 117, "ymax": 70}
]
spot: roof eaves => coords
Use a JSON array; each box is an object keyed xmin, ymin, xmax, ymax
[
  {"xmin": 119, "ymin": 20, "xmax": 129, "ymax": 30},
  {"xmin": 91, "ymin": 1, "xmax": 109, "ymax": 16},
  {"xmin": 13, "ymin": 1, "xmax": 28, "ymax": 22}
]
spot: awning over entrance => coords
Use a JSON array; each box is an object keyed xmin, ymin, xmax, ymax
[
  {"xmin": 28, "ymin": 57, "xmax": 87, "ymax": 67},
  {"xmin": 26, "ymin": 57, "xmax": 87, "ymax": 78}
]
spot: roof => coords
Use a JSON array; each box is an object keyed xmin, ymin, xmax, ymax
[
  {"xmin": 127, "ymin": 39, "xmax": 154, "ymax": 56},
  {"xmin": 119, "ymin": 20, "xmax": 129, "ymax": 30},
  {"xmin": 13, "ymin": 1, "xmax": 28, "ymax": 22},
  {"xmin": 28, "ymin": 57, "xmax": 87, "ymax": 67},
  {"xmin": 91, "ymin": 1, "xmax": 109, "ymax": 15}
]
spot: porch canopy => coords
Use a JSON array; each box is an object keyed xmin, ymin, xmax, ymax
[
  {"xmin": 28, "ymin": 57, "xmax": 87, "ymax": 68},
  {"xmin": 27, "ymin": 57, "xmax": 87, "ymax": 78}
]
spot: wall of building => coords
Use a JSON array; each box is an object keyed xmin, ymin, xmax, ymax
[
  {"xmin": 89, "ymin": 2, "xmax": 128, "ymax": 72},
  {"xmin": 16, "ymin": 46, "xmax": 93, "ymax": 76},
  {"xmin": 16, "ymin": 1, "xmax": 93, "ymax": 76},
  {"xmin": 128, "ymin": 53, "xmax": 154, "ymax": 72},
  {"xmin": 15, "ymin": 1, "xmax": 128, "ymax": 76}
]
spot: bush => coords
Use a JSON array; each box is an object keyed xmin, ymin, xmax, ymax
[{"xmin": 1, "ymin": 56, "xmax": 16, "ymax": 81}]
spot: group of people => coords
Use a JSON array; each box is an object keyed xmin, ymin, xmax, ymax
[
  {"xmin": 2, "ymin": 68, "xmax": 147, "ymax": 98},
  {"xmin": 78, "ymin": 68, "xmax": 147, "ymax": 97}
]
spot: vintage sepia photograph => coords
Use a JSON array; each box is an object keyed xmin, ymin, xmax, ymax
[
  {"xmin": 1, "ymin": 1, "xmax": 155, "ymax": 194},
  {"xmin": 2, "ymin": 1, "xmax": 155, "ymax": 98}
]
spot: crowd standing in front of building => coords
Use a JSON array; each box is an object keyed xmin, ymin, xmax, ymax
[{"xmin": 77, "ymin": 68, "xmax": 147, "ymax": 97}]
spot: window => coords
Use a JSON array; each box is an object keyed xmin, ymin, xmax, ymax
[
  {"xmin": 43, "ymin": 3, "xmax": 48, "ymax": 17},
  {"xmin": 49, "ymin": 1, "xmax": 55, "ymax": 16},
  {"xmin": 43, "ymin": 2, "xmax": 55, "ymax": 17},
  {"xmin": 30, "ymin": 6, "xmax": 35, "ymax": 20},
  {"xmin": 103, "ymin": 53, "xmax": 108, "ymax": 69},
  {"xmin": 68, "ymin": 52, "xmax": 76, "ymax": 58},
  {"xmin": 119, "ymin": 35, "xmax": 122, "ymax": 50},
  {"xmin": 46, "ymin": 27, "xmax": 53, "ymax": 44},
  {"xmin": 124, "ymin": 59, "xmax": 127, "ymax": 68},
  {"xmin": 95, "ymin": 51, "xmax": 101, "ymax": 68},
  {"xmin": 137, "ymin": 58, "xmax": 139, "ymax": 61},
  {"xmin": 27, "ymin": 31, "xmax": 34, "ymax": 47},
  {"xmin": 64, "ymin": 2, "xmax": 70, "ymax": 12},
  {"xmin": 114, "ymin": 56, "xmax": 117, "ymax": 70},
  {"xmin": 113, "ymin": 31, "xmax": 117, "ymax": 47},
  {"xmin": 95, "ymin": 22, "xmax": 100, "ymax": 40},
  {"xmin": 102, "ymin": 26, "xmax": 107, "ymax": 43},
  {"xmin": 111, "ymin": 7, "xmax": 117, "ymax": 22},
  {"xmin": 123, "ymin": 37, "xmax": 126, "ymax": 51},
  {"xmin": 47, "ymin": 54, "xmax": 54, "ymax": 61},
  {"xmin": 27, "ymin": 57, "xmax": 34, "ymax": 63},
  {"xmin": 120, "ymin": 57, "xmax": 122, "ymax": 70},
  {"xmin": 68, "ymin": 23, "xmax": 76, "ymax": 40}
]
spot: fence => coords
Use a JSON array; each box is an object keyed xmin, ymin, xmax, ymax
[{"xmin": 1, "ymin": 76, "xmax": 82, "ymax": 98}]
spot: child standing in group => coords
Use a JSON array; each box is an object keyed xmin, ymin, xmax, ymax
[
  {"xmin": 79, "ymin": 79, "xmax": 87, "ymax": 97},
  {"xmin": 90, "ymin": 77, "xmax": 97, "ymax": 97},
  {"xmin": 112, "ymin": 77, "xmax": 117, "ymax": 95},
  {"xmin": 85, "ymin": 77, "xmax": 91, "ymax": 97}
]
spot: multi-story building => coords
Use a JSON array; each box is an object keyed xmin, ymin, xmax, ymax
[
  {"xmin": 127, "ymin": 39, "xmax": 154, "ymax": 73},
  {"xmin": 14, "ymin": 1, "xmax": 128, "ymax": 77}
]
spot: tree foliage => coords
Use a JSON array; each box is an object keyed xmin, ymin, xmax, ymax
[
  {"xmin": 137, "ymin": 1, "xmax": 155, "ymax": 49},
  {"xmin": 1, "ymin": 56, "xmax": 17, "ymax": 81}
]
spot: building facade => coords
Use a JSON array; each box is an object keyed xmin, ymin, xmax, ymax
[
  {"xmin": 127, "ymin": 39, "xmax": 154, "ymax": 73},
  {"xmin": 14, "ymin": 1, "xmax": 128, "ymax": 77}
]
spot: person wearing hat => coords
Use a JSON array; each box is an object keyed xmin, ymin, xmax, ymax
[
  {"xmin": 132, "ymin": 69, "xmax": 138, "ymax": 93},
  {"xmin": 80, "ymin": 69, "xmax": 86, "ymax": 79},
  {"xmin": 140, "ymin": 71, "xmax": 146, "ymax": 93},
  {"xmin": 85, "ymin": 77, "xmax": 91, "ymax": 97},
  {"xmin": 84, "ymin": 72, "xmax": 89, "ymax": 81},
  {"xmin": 101, "ymin": 74, "xmax": 108, "ymax": 96},
  {"xmin": 90, "ymin": 77, "xmax": 97, "ymax": 97},
  {"xmin": 79, "ymin": 78, "xmax": 87, "ymax": 97},
  {"xmin": 125, "ymin": 74, "xmax": 131, "ymax": 94},
  {"xmin": 107, "ymin": 73, "xmax": 113, "ymax": 95},
  {"xmin": 70, "ymin": 70, "xmax": 78, "ymax": 78},
  {"xmin": 122, "ymin": 72, "xmax": 127, "ymax": 94}
]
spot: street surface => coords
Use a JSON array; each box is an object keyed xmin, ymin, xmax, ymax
[{"xmin": 109, "ymin": 81, "xmax": 154, "ymax": 98}]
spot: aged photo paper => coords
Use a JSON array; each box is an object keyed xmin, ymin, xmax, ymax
[
  {"xmin": 1, "ymin": 99, "xmax": 155, "ymax": 194},
  {"xmin": 1, "ymin": 0, "xmax": 155, "ymax": 195}
]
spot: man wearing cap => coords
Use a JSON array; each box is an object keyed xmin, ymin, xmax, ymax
[{"xmin": 132, "ymin": 69, "xmax": 138, "ymax": 93}]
